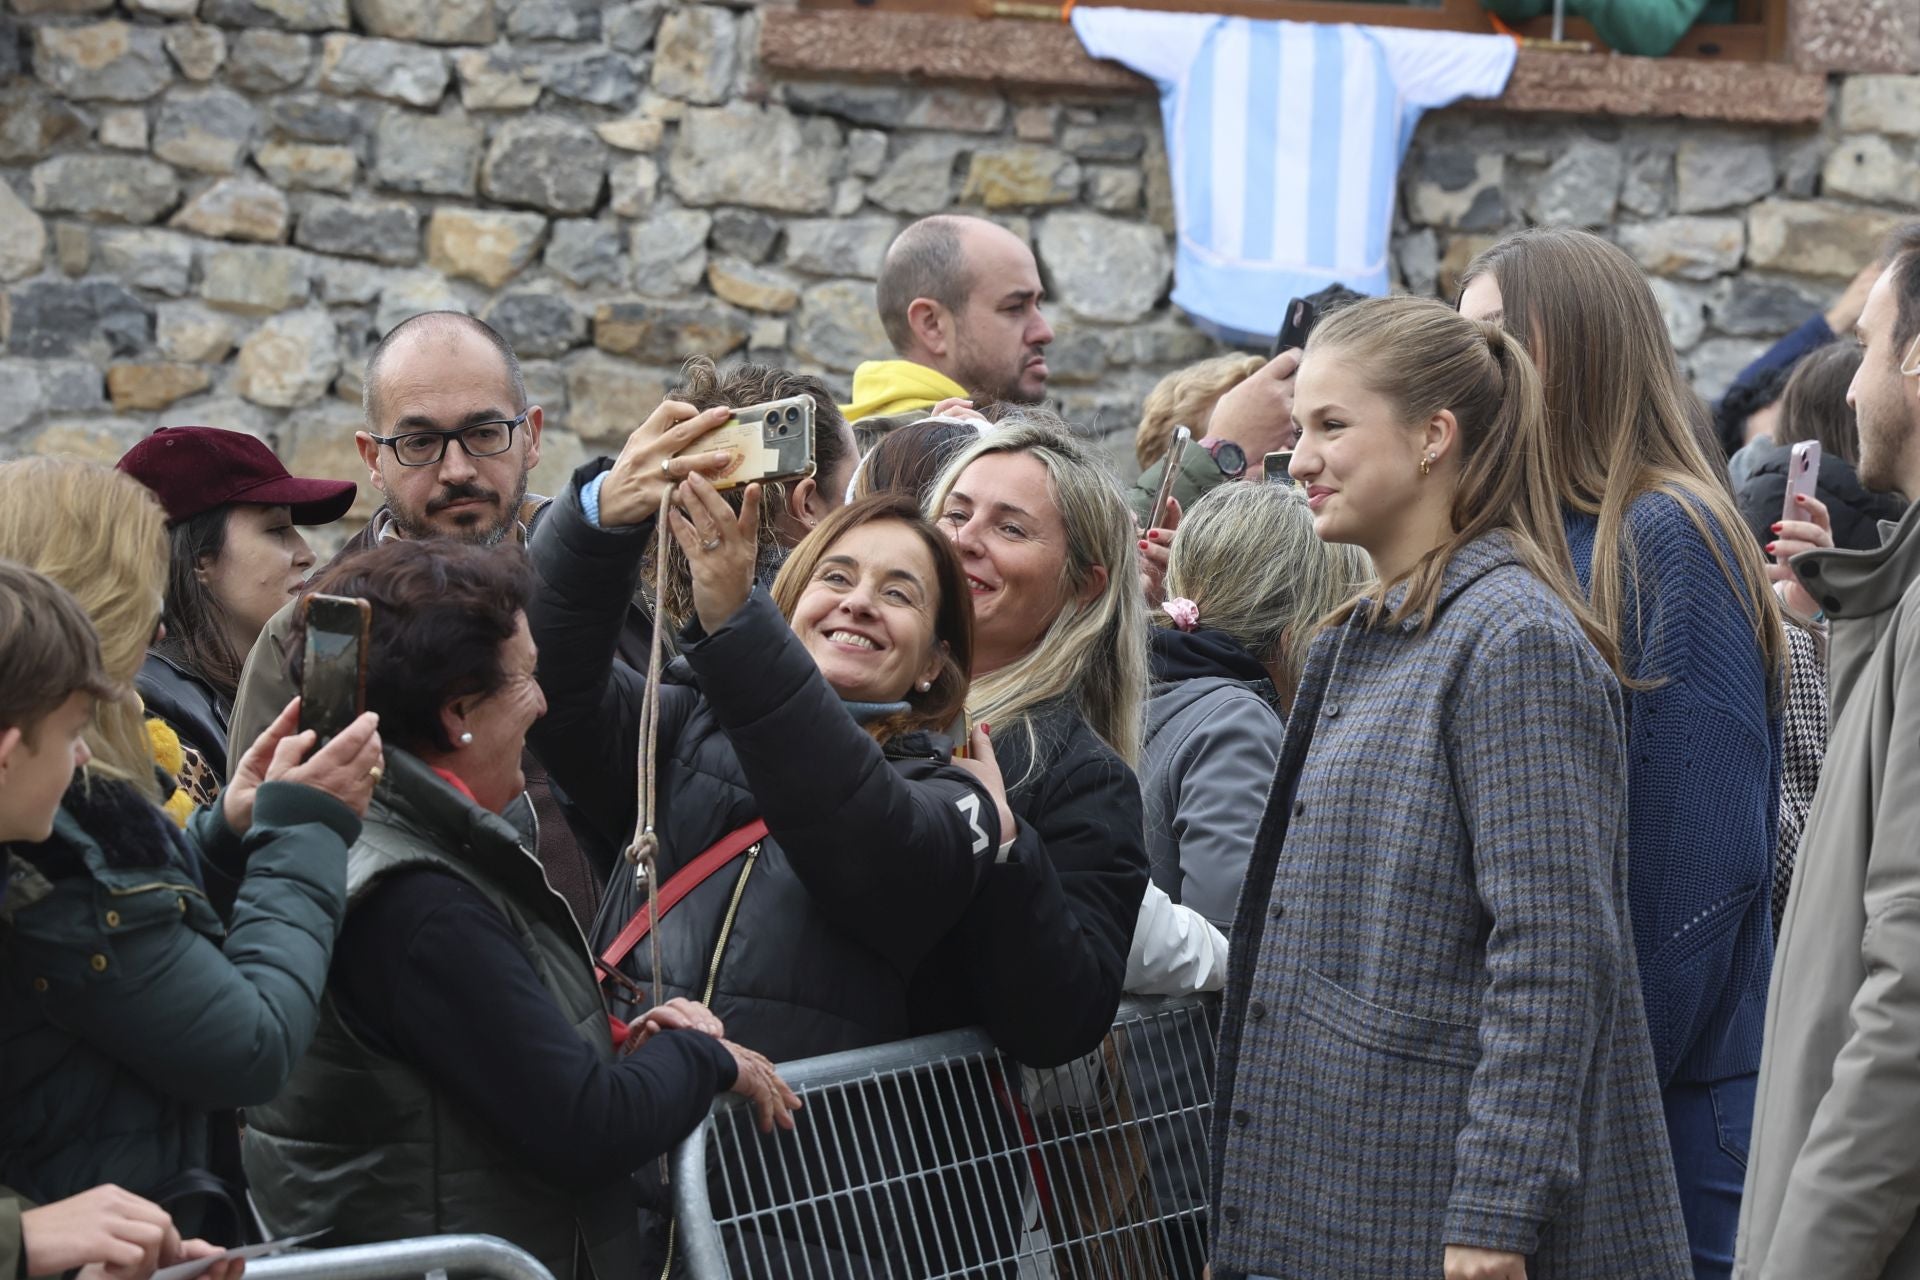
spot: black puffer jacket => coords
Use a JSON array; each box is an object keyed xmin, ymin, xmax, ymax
[
  {"xmin": 1737, "ymin": 443, "xmax": 1909, "ymax": 553},
  {"xmin": 524, "ymin": 461, "xmax": 1001, "ymax": 1065}
]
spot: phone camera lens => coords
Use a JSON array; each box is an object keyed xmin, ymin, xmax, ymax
[{"xmin": 785, "ymin": 408, "xmax": 800, "ymax": 424}]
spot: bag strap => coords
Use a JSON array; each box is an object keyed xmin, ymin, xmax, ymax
[{"xmin": 598, "ymin": 819, "xmax": 769, "ymax": 977}]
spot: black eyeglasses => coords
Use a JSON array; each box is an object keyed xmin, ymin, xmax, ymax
[{"xmin": 369, "ymin": 412, "xmax": 528, "ymax": 468}]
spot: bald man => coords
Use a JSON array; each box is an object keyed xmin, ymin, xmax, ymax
[{"xmin": 843, "ymin": 215, "xmax": 1056, "ymax": 438}]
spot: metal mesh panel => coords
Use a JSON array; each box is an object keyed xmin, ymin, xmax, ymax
[{"xmin": 673, "ymin": 995, "xmax": 1220, "ymax": 1280}]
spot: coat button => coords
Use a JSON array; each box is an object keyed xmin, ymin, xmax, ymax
[
  {"xmin": 1324, "ymin": 702, "xmax": 1340, "ymax": 718},
  {"xmin": 1269, "ymin": 900, "xmax": 1284, "ymax": 919},
  {"xmin": 105, "ymin": 910, "xmax": 120, "ymax": 928},
  {"xmin": 1223, "ymin": 1206, "xmax": 1242, "ymax": 1225},
  {"xmin": 1249, "ymin": 1000, "xmax": 1269, "ymax": 1020},
  {"xmin": 177, "ymin": 897, "xmax": 188, "ymax": 914},
  {"xmin": 1233, "ymin": 1109, "xmax": 1251, "ymax": 1128},
  {"xmin": 1292, "ymin": 799, "xmax": 1306, "ymax": 817},
  {"xmin": 32, "ymin": 978, "xmax": 48, "ymax": 993},
  {"xmin": 89, "ymin": 954, "xmax": 108, "ymax": 973}
]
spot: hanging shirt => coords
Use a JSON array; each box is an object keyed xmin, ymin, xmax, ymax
[{"xmin": 1071, "ymin": 8, "xmax": 1517, "ymax": 341}]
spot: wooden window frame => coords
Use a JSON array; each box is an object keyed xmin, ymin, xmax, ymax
[{"xmin": 801, "ymin": 0, "xmax": 1787, "ymax": 63}]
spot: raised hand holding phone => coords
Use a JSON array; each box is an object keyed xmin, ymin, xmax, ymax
[
  {"xmin": 668, "ymin": 473, "xmax": 763, "ymax": 634},
  {"xmin": 598, "ymin": 400, "xmax": 738, "ymax": 529}
]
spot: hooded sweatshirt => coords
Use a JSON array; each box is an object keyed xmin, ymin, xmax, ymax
[{"xmin": 841, "ymin": 360, "xmax": 969, "ymax": 426}]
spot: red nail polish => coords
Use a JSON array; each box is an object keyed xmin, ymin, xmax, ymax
[
  {"xmin": 1765, "ymin": 542, "xmax": 1777, "ymax": 553},
  {"xmin": 1797, "ymin": 494, "xmax": 1809, "ymax": 503},
  {"xmin": 981, "ymin": 723, "xmax": 991, "ymax": 736},
  {"xmin": 1138, "ymin": 540, "xmax": 1149, "ymax": 550},
  {"xmin": 1771, "ymin": 523, "xmax": 1782, "ymax": 533}
]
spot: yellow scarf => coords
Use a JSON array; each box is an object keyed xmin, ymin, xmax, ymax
[
  {"xmin": 145, "ymin": 718, "xmax": 200, "ymax": 828},
  {"xmin": 840, "ymin": 360, "xmax": 970, "ymax": 425}
]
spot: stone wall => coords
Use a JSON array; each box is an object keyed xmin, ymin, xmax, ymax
[{"xmin": 0, "ymin": 0, "xmax": 1916, "ymax": 532}]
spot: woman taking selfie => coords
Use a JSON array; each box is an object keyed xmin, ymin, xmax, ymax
[
  {"xmin": 914, "ymin": 417, "xmax": 1151, "ymax": 1068},
  {"xmin": 1462, "ymin": 229, "xmax": 1783, "ymax": 1279},
  {"xmin": 1210, "ymin": 298, "xmax": 1689, "ymax": 1280}
]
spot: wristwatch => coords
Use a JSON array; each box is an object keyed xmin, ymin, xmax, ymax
[{"xmin": 1196, "ymin": 436, "xmax": 1247, "ymax": 480}]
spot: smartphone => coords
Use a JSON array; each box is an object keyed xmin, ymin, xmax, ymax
[
  {"xmin": 671, "ymin": 395, "xmax": 816, "ymax": 491},
  {"xmin": 1148, "ymin": 426, "xmax": 1192, "ymax": 531},
  {"xmin": 947, "ymin": 710, "xmax": 971, "ymax": 760},
  {"xmin": 1777, "ymin": 440, "xmax": 1821, "ymax": 561},
  {"xmin": 1270, "ymin": 297, "xmax": 1317, "ymax": 358},
  {"xmin": 1264, "ymin": 451, "xmax": 1295, "ymax": 487},
  {"xmin": 298, "ymin": 594, "xmax": 370, "ymax": 745}
]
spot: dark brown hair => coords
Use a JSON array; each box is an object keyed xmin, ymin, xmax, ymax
[
  {"xmin": 854, "ymin": 418, "xmax": 981, "ymax": 507},
  {"xmin": 1888, "ymin": 223, "xmax": 1920, "ymax": 358},
  {"xmin": 155, "ymin": 506, "xmax": 244, "ymax": 699},
  {"xmin": 1780, "ymin": 342, "xmax": 1866, "ymax": 465},
  {"xmin": 291, "ymin": 540, "xmax": 532, "ymax": 757},
  {"xmin": 769, "ymin": 492, "xmax": 972, "ymax": 742},
  {"xmin": 0, "ymin": 559, "xmax": 123, "ymax": 745}
]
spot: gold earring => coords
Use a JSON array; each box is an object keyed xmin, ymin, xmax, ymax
[{"xmin": 1420, "ymin": 453, "xmax": 1434, "ymax": 476}]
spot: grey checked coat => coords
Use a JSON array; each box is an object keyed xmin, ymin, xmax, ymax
[{"xmin": 1209, "ymin": 533, "xmax": 1689, "ymax": 1280}]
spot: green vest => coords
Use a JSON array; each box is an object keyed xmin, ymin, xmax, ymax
[{"xmin": 242, "ymin": 752, "xmax": 639, "ymax": 1280}]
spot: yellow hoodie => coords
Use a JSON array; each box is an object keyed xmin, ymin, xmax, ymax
[{"xmin": 840, "ymin": 360, "xmax": 969, "ymax": 425}]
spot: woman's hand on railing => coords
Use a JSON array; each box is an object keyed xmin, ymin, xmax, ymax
[
  {"xmin": 723, "ymin": 1040, "xmax": 803, "ymax": 1134},
  {"xmin": 599, "ymin": 400, "xmax": 738, "ymax": 529},
  {"xmin": 668, "ymin": 473, "xmax": 763, "ymax": 635}
]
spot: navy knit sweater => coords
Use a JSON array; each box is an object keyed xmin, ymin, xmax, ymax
[{"xmin": 1565, "ymin": 493, "xmax": 1780, "ymax": 1087}]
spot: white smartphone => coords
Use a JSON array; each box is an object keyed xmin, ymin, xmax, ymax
[{"xmin": 1779, "ymin": 440, "xmax": 1820, "ymax": 562}]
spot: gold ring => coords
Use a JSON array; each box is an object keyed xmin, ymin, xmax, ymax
[{"xmin": 368, "ymin": 764, "xmax": 384, "ymax": 785}]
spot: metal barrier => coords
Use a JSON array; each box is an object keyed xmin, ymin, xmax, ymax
[
  {"xmin": 245, "ymin": 1235, "xmax": 555, "ymax": 1280},
  {"xmin": 672, "ymin": 994, "xmax": 1220, "ymax": 1280}
]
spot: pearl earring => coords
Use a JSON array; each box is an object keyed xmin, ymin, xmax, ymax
[
  {"xmin": 918, "ymin": 681, "xmax": 932, "ymax": 692},
  {"xmin": 458, "ymin": 732, "xmax": 474, "ymax": 746}
]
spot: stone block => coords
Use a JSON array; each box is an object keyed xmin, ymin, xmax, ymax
[
  {"xmin": 296, "ymin": 195, "xmax": 422, "ymax": 265},
  {"xmin": 963, "ymin": 146, "xmax": 1080, "ymax": 208},
  {"xmin": 610, "ymin": 156, "xmax": 660, "ymax": 218},
  {"xmin": 520, "ymin": 359, "xmax": 567, "ymax": 413},
  {"xmin": 1686, "ymin": 336, "xmax": 1769, "ymax": 401},
  {"xmin": 564, "ymin": 350, "xmax": 670, "ymax": 444},
  {"xmin": 28, "ymin": 419, "xmax": 156, "ymax": 463},
  {"xmin": 32, "ymin": 360, "xmax": 108, "ymax": 414},
  {"xmin": 594, "ymin": 296, "xmax": 749, "ymax": 363},
  {"xmin": 99, "ymin": 108, "xmax": 149, "ymax": 151},
  {"xmin": 279, "ymin": 402, "xmax": 375, "ymax": 521},
  {"xmin": 1646, "ymin": 276, "xmax": 1710, "ymax": 352},
  {"xmin": 318, "ymin": 34, "xmax": 449, "ymax": 108},
  {"xmin": 1709, "ymin": 274, "xmax": 1826, "ymax": 336},
  {"xmin": 108, "ymin": 362, "xmax": 211, "ymax": 411},
  {"xmin": 269, "ymin": 94, "xmax": 363, "ymax": 144},
  {"xmin": 452, "ymin": 50, "xmax": 543, "ymax": 110},
  {"xmin": 375, "ymin": 271, "xmax": 475, "ymax": 335},
  {"xmin": 628, "ymin": 207, "xmax": 711, "ymax": 294},
  {"xmin": 652, "ymin": 5, "xmax": 736, "ymax": 105},
  {"xmin": 0, "ymin": 361, "xmax": 46, "ymax": 434},
  {"xmin": 525, "ymin": 424, "xmax": 586, "ymax": 509},
  {"xmin": 1117, "ymin": 320, "xmax": 1215, "ymax": 369},
  {"xmin": 351, "ymin": 0, "xmax": 496, "ymax": 45},
  {"xmin": 128, "ymin": 0, "xmax": 205, "ymax": 14},
  {"xmin": 1529, "ymin": 139, "xmax": 1623, "ymax": 228},
  {"xmin": 1038, "ymin": 211, "xmax": 1170, "ymax": 324},
  {"xmin": 832, "ymin": 177, "xmax": 864, "ymax": 218},
  {"xmin": 503, "ymin": 0, "xmax": 600, "ymax": 41},
  {"xmin": 545, "ymin": 217, "xmax": 625, "ymax": 287},
  {"xmin": 228, "ymin": 31, "xmax": 315, "ymax": 93},
  {"xmin": 373, "ymin": 110, "xmax": 484, "ymax": 196},
  {"xmin": 154, "ymin": 88, "xmax": 258, "ymax": 174},
  {"xmin": 11, "ymin": 0, "xmax": 113, "ymax": 13},
  {"xmin": 781, "ymin": 84, "xmax": 906, "ymax": 128},
  {"xmin": 707, "ymin": 256, "xmax": 800, "ymax": 313},
  {"xmin": 748, "ymin": 317, "xmax": 785, "ymax": 351},
  {"xmin": 163, "ymin": 24, "xmax": 227, "ymax": 82},
  {"xmin": 94, "ymin": 228, "xmax": 194, "ymax": 295},
  {"xmin": 1839, "ymin": 75, "xmax": 1920, "ymax": 136},
  {"xmin": 481, "ymin": 118, "xmax": 609, "ymax": 214},
  {"xmin": 1013, "ymin": 105, "xmax": 1058, "ymax": 143},
  {"xmin": 596, "ymin": 115, "xmax": 664, "ymax": 152},
  {"xmin": 1746, "ymin": 199, "xmax": 1907, "ymax": 277},
  {"xmin": 669, "ymin": 103, "xmax": 838, "ymax": 213},
  {"xmin": 1674, "ymin": 138, "xmax": 1777, "ymax": 214},
  {"xmin": 1405, "ymin": 146, "xmax": 1504, "ymax": 231},
  {"xmin": 235, "ymin": 306, "xmax": 339, "ymax": 407},
  {"xmin": 254, "ymin": 140, "xmax": 357, "ymax": 193},
  {"xmin": 312, "ymin": 256, "xmax": 388, "ymax": 304},
  {"xmin": 606, "ymin": 0, "xmax": 666, "ymax": 53},
  {"xmin": 712, "ymin": 209, "xmax": 781, "ymax": 263},
  {"xmin": 0, "ymin": 183, "xmax": 48, "ymax": 282},
  {"xmin": 548, "ymin": 51, "xmax": 640, "ymax": 109},
  {"xmin": 780, "ymin": 216, "xmax": 897, "ymax": 279},
  {"xmin": 7, "ymin": 280, "xmax": 151, "ymax": 359},
  {"xmin": 867, "ymin": 136, "xmax": 962, "ymax": 216},
  {"xmin": 846, "ymin": 130, "xmax": 887, "ymax": 179},
  {"xmin": 156, "ymin": 302, "xmax": 237, "ymax": 362},
  {"xmin": 31, "ymin": 155, "xmax": 179, "ymax": 224},
  {"xmin": 0, "ymin": 89, "xmax": 88, "ymax": 163},
  {"xmin": 1620, "ymin": 149, "xmax": 1674, "ymax": 218},
  {"xmin": 903, "ymin": 89, "xmax": 1006, "ymax": 135},
  {"xmin": 200, "ymin": 0, "xmax": 349, "ymax": 31},
  {"xmin": 55, "ymin": 224, "xmax": 91, "ymax": 276},
  {"xmin": 34, "ymin": 23, "xmax": 171, "ymax": 102},
  {"xmin": 1060, "ymin": 124, "xmax": 1144, "ymax": 162},
  {"xmin": 1615, "ymin": 216, "xmax": 1745, "ymax": 280},
  {"xmin": 170, "ymin": 176, "xmax": 291, "ymax": 243},
  {"xmin": 1087, "ymin": 167, "xmax": 1142, "ymax": 214},
  {"xmin": 425, "ymin": 206, "xmax": 547, "ymax": 288},
  {"xmin": 1397, "ymin": 228, "xmax": 1440, "ymax": 298},
  {"xmin": 790, "ymin": 279, "xmax": 887, "ymax": 372},
  {"xmin": 484, "ymin": 290, "xmax": 585, "ymax": 358},
  {"xmin": 201, "ymin": 245, "xmax": 312, "ymax": 313},
  {"xmin": 1822, "ymin": 134, "xmax": 1920, "ymax": 205}
]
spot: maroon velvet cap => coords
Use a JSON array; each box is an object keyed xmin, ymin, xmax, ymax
[{"xmin": 116, "ymin": 426, "xmax": 358, "ymax": 527}]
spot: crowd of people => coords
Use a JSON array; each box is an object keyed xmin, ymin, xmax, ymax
[{"xmin": 3, "ymin": 209, "xmax": 1919, "ymax": 1280}]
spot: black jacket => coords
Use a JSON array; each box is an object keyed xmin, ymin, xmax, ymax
[
  {"xmin": 1737, "ymin": 443, "xmax": 1909, "ymax": 553},
  {"xmin": 138, "ymin": 649, "xmax": 231, "ymax": 784},
  {"xmin": 906, "ymin": 698, "xmax": 1150, "ymax": 1068},
  {"xmin": 524, "ymin": 461, "xmax": 1001, "ymax": 1065}
]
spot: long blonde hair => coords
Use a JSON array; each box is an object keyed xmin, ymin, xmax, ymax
[
  {"xmin": 1461, "ymin": 228, "xmax": 1785, "ymax": 695},
  {"xmin": 0, "ymin": 459, "xmax": 169, "ymax": 802},
  {"xmin": 1160, "ymin": 483, "xmax": 1373, "ymax": 702},
  {"xmin": 1134, "ymin": 353, "xmax": 1267, "ymax": 470},
  {"xmin": 928, "ymin": 416, "xmax": 1147, "ymax": 766},
  {"xmin": 1306, "ymin": 297, "xmax": 1622, "ymax": 672}
]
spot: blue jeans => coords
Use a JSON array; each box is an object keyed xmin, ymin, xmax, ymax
[{"xmin": 1663, "ymin": 1074, "xmax": 1755, "ymax": 1280}]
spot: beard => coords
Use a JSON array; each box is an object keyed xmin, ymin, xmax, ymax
[
  {"xmin": 1855, "ymin": 393, "xmax": 1913, "ymax": 497},
  {"xmin": 389, "ymin": 470, "xmax": 530, "ymax": 547},
  {"xmin": 953, "ymin": 341, "xmax": 1047, "ymax": 408}
]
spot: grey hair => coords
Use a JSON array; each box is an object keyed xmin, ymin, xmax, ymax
[
  {"xmin": 363, "ymin": 310, "xmax": 527, "ymax": 428},
  {"xmin": 927, "ymin": 412, "xmax": 1147, "ymax": 767},
  {"xmin": 1161, "ymin": 484, "xmax": 1373, "ymax": 700},
  {"xmin": 876, "ymin": 216, "xmax": 974, "ymax": 355}
]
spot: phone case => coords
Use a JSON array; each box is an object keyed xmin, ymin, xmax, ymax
[
  {"xmin": 298, "ymin": 594, "xmax": 370, "ymax": 745},
  {"xmin": 676, "ymin": 395, "xmax": 816, "ymax": 491}
]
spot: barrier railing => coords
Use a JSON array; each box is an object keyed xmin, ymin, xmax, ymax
[
  {"xmin": 244, "ymin": 1234, "xmax": 555, "ymax": 1280},
  {"xmin": 671, "ymin": 993, "xmax": 1220, "ymax": 1280}
]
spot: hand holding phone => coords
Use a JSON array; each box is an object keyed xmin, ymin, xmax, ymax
[
  {"xmin": 1148, "ymin": 427, "xmax": 1192, "ymax": 531},
  {"xmin": 299, "ymin": 595, "xmax": 370, "ymax": 745},
  {"xmin": 670, "ymin": 396, "xmax": 816, "ymax": 492},
  {"xmin": 1271, "ymin": 297, "xmax": 1317, "ymax": 358},
  {"xmin": 1264, "ymin": 451, "xmax": 1295, "ymax": 486}
]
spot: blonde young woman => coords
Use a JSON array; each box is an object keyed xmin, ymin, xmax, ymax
[
  {"xmin": 1461, "ymin": 229, "xmax": 1785, "ymax": 1280},
  {"xmin": 1212, "ymin": 298, "xmax": 1689, "ymax": 1280},
  {"xmin": 0, "ymin": 458, "xmax": 381, "ymax": 1239},
  {"xmin": 913, "ymin": 417, "xmax": 1152, "ymax": 1068}
]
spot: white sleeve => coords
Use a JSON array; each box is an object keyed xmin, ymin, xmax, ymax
[
  {"xmin": 1366, "ymin": 27, "xmax": 1518, "ymax": 109},
  {"xmin": 1070, "ymin": 5, "xmax": 1218, "ymax": 87},
  {"xmin": 1124, "ymin": 880, "xmax": 1230, "ymax": 996}
]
